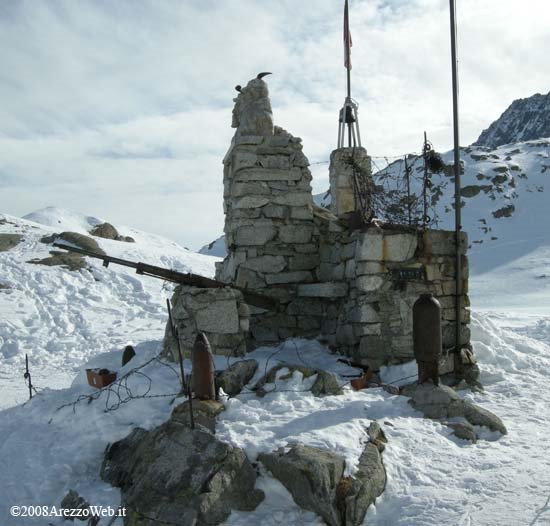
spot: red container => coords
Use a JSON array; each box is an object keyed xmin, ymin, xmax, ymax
[
  {"xmin": 350, "ymin": 369, "xmax": 373, "ymax": 391},
  {"xmin": 86, "ymin": 368, "xmax": 117, "ymax": 389}
]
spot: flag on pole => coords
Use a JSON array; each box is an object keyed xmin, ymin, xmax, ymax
[{"xmin": 344, "ymin": 0, "xmax": 352, "ymax": 70}]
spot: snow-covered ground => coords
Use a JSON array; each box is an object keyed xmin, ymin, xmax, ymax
[
  {"xmin": 2, "ymin": 207, "xmax": 550, "ymax": 525},
  {"xmin": 0, "ymin": 208, "xmax": 218, "ymax": 409}
]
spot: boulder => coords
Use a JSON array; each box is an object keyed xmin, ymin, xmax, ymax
[
  {"xmin": 409, "ymin": 383, "xmax": 507, "ymax": 434},
  {"xmin": 172, "ymin": 399, "xmax": 226, "ymax": 432},
  {"xmin": 217, "ymin": 359, "xmax": 258, "ymax": 396},
  {"xmin": 259, "ymin": 445, "xmax": 345, "ymax": 526},
  {"xmin": 445, "ymin": 421, "xmax": 477, "ymax": 443},
  {"xmin": 100, "ymin": 419, "xmax": 264, "ymax": 526},
  {"xmin": 340, "ymin": 441, "xmax": 387, "ymax": 526},
  {"xmin": 43, "ymin": 231, "xmax": 106, "ymax": 254},
  {"xmin": 0, "ymin": 233, "xmax": 22, "ymax": 252},
  {"xmin": 260, "ymin": 428, "xmax": 387, "ymax": 526},
  {"xmin": 29, "ymin": 251, "xmax": 86, "ymax": 271},
  {"xmin": 90, "ymin": 222, "xmax": 118, "ymax": 240}
]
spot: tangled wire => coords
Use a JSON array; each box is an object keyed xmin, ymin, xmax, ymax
[{"xmin": 53, "ymin": 353, "xmax": 183, "ymax": 416}]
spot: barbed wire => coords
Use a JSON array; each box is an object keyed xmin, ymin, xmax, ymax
[{"xmin": 52, "ymin": 353, "xmax": 183, "ymax": 416}]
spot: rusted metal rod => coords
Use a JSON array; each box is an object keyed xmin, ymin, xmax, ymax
[{"xmin": 53, "ymin": 243, "xmax": 277, "ymax": 311}]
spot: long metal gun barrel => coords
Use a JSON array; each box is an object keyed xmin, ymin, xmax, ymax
[{"xmin": 53, "ymin": 242, "xmax": 277, "ymax": 311}]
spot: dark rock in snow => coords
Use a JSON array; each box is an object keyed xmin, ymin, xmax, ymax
[
  {"xmin": 259, "ymin": 445, "xmax": 345, "ymax": 526},
  {"xmin": 0, "ymin": 233, "xmax": 22, "ymax": 252},
  {"xmin": 409, "ymin": 383, "xmax": 507, "ymax": 434},
  {"xmin": 100, "ymin": 419, "xmax": 264, "ymax": 526},
  {"xmin": 216, "ymin": 359, "xmax": 258, "ymax": 396},
  {"xmin": 90, "ymin": 222, "xmax": 119, "ymax": 240}
]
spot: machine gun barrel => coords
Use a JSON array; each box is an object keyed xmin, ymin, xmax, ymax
[{"xmin": 53, "ymin": 242, "xmax": 277, "ymax": 311}]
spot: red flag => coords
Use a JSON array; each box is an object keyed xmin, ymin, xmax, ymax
[{"xmin": 343, "ymin": 0, "xmax": 352, "ymax": 70}]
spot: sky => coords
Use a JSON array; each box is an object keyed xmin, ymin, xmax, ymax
[{"xmin": 1, "ymin": 0, "xmax": 549, "ymax": 250}]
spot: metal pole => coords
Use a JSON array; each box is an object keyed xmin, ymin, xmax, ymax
[
  {"xmin": 422, "ymin": 131, "xmax": 429, "ymax": 227},
  {"xmin": 405, "ymin": 156, "xmax": 412, "ymax": 225},
  {"xmin": 24, "ymin": 354, "xmax": 33, "ymax": 400},
  {"xmin": 449, "ymin": 0, "xmax": 463, "ymax": 365}
]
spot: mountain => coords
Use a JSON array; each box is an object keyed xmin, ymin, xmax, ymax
[{"xmin": 474, "ymin": 91, "xmax": 550, "ymax": 148}]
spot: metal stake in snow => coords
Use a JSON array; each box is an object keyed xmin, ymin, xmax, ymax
[
  {"xmin": 449, "ymin": 0, "xmax": 463, "ymax": 367},
  {"xmin": 24, "ymin": 353, "xmax": 33, "ymax": 400}
]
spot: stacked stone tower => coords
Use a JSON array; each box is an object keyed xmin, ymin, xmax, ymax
[{"xmin": 216, "ymin": 74, "xmax": 322, "ymax": 347}]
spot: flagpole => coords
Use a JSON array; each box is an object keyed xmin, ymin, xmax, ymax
[
  {"xmin": 449, "ymin": 0, "xmax": 462, "ymax": 368},
  {"xmin": 344, "ymin": 0, "xmax": 352, "ymax": 147}
]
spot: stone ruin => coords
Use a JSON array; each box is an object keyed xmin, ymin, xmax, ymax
[{"xmin": 164, "ymin": 74, "xmax": 471, "ymax": 377}]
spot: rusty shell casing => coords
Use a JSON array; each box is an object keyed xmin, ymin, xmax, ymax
[
  {"xmin": 413, "ymin": 293, "xmax": 442, "ymax": 364},
  {"xmin": 192, "ymin": 333, "xmax": 216, "ymax": 400}
]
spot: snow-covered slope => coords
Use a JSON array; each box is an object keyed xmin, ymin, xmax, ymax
[
  {"xmin": 364, "ymin": 138, "xmax": 550, "ymax": 275},
  {"xmin": 474, "ymin": 91, "xmax": 550, "ymax": 148},
  {"xmin": 0, "ymin": 208, "xmax": 220, "ymax": 408}
]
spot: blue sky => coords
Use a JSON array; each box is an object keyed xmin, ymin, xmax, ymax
[{"xmin": 1, "ymin": 0, "xmax": 549, "ymax": 249}]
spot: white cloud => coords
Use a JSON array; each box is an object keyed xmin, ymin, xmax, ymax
[{"xmin": 1, "ymin": 0, "xmax": 549, "ymax": 248}]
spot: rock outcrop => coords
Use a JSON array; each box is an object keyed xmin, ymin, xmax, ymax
[
  {"xmin": 474, "ymin": 91, "xmax": 550, "ymax": 148},
  {"xmin": 409, "ymin": 383, "xmax": 507, "ymax": 434},
  {"xmin": 259, "ymin": 423, "xmax": 387, "ymax": 526},
  {"xmin": 100, "ymin": 418, "xmax": 264, "ymax": 525}
]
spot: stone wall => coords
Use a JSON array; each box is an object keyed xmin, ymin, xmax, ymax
[
  {"xmin": 163, "ymin": 286, "xmax": 249, "ymax": 360},
  {"xmin": 329, "ymin": 147, "xmax": 372, "ymax": 218},
  {"xmin": 326, "ymin": 225, "xmax": 469, "ymax": 369},
  {"xmin": 165, "ymin": 76, "xmax": 471, "ymax": 371}
]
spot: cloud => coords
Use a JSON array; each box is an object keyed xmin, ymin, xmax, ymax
[{"xmin": 1, "ymin": 0, "xmax": 549, "ymax": 248}]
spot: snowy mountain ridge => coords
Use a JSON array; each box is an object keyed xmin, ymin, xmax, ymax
[{"xmin": 474, "ymin": 91, "xmax": 550, "ymax": 148}]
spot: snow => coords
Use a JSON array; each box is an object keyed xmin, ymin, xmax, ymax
[
  {"xmin": 0, "ymin": 209, "xmax": 219, "ymax": 409},
  {"xmin": 3, "ymin": 206, "xmax": 550, "ymax": 526}
]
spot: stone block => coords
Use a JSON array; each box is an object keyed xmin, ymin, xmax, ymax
[
  {"xmin": 233, "ymin": 196, "xmax": 270, "ymax": 209},
  {"xmin": 235, "ymin": 268, "xmax": 266, "ymax": 289},
  {"xmin": 235, "ymin": 167, "xmax": 303, "ymax": 182},
  {"xmin": 356, "ymin": 261, "xmax": 386, "ymax": 275},
  {"xmin": 195, "ymin": 300, "xmax": 240, "ymax": 334},
  {"xmin": 357, "ymin": 233, "xmax": 383, "ymax": 261},
  {"xmin": 262, "ymin": 204, "xmax": 286, "ymax": 219},
  {"xmin": 272, "ymin": 193, "xmax": 312, "ymax": 207},
  {"xmin": 423, "ymin": 229, "xmax": 468, "ymax": 256},
  {"xmin": 232, "ymin": 151, "xmax": 258, "ymax": 171},
  {"xmin": 265, "ymin": 271, "xmax": 313, "ymax": 284},
  {"xmin": 290, "ymin": 206, "xmax": 314, "ymax": 220},
  {"xmin": 357, "ymin": 275, "xmax": 384, "ymax": 292},
  {"xmin": 258, "ymin": 155, "xmax": 290, "ymax": 170},
  {"xmin": 383, "ymin": 233, "xmax": 417, "ymax": 262},
  {"xmin": 348, "ymin": 303, "xmax": 380, "ymax": 323},
  {"xmin": 298, "ymin": 282, "xmax": 348, "ymax": 298},
  {"xmin": 289, "ymin": 254, "xmax": 319, "ymax": 271},
  {"xmin": 241, "ymin": 255, "xmax": 287, "ymax": 274},
  {"xmin": 235, "ymin": 225, "xmax": 276, "ymax": 245},
  {"xmin": 279, "ymin": 225, "xmax": 313, "ymax": 244}
]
